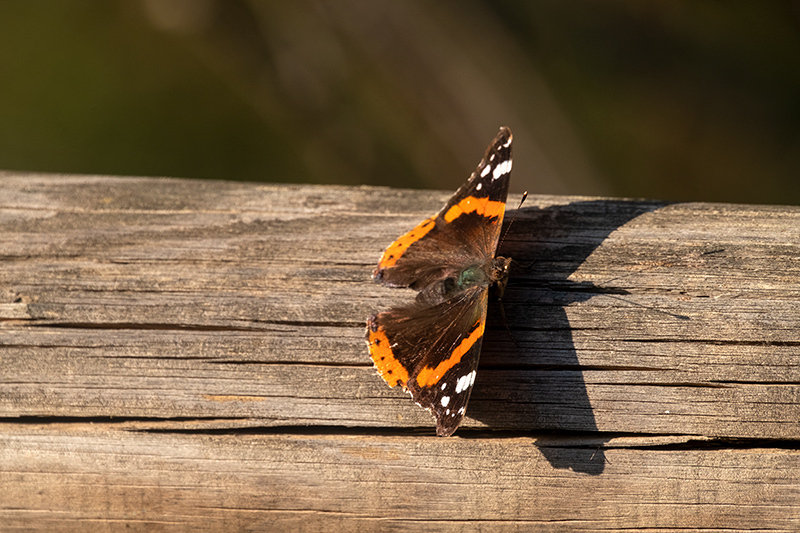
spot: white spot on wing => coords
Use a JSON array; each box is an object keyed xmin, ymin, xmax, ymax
[
  {"xmin": 455, "ymin": 370, "xmax": 476, "ymax": 394},
  {"xmin": 492, "ymin": 159, "xmax": 512, "ymax": 181},
  {"xmin": 480, "ymin": 164, "xmax": 491, "ymax": 177},
  {"xmin": 441, "ymin": 383, "xmax": 447, "ymax": 391},
  {"xmin": 441, "ymin": 396, "xmax": 450, "ymax": 407}
]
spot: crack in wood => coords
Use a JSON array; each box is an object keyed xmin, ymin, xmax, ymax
[{"xmin": 3, "ymin": 417, "xmax": 798, "ymax": 451}]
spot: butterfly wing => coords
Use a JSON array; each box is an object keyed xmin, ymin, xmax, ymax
[
  {"xmin": 367, "ymin": 288, "xmax": 488, "ymax": 437},
  {"xmin": 366, "ymin": 127, "xmax": 513, "ymax": 437},
  {"xmin": 373, "ymin": 127, "xmax": 512, "ymax": 291}
]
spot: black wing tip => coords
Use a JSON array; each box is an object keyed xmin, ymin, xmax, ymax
[
  {"xmin": 436, "ymin": 424, "xmax": 460, "ymax": 437},
  {"xmin": 412, "ymin": 395, "xmax": 467, "ymax": 437},
  {"xmin": 432, "ymin": 401, "xmax": 470, "ymax": 437},
  {"xmin": 482, "ymin": 126, "xmax": 512, "ymax": 165},
  {"xmin": 494, "ymin": 126, "xmax": 512, "ymax": 148}
]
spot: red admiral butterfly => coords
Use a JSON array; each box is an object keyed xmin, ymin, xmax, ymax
[{"xmin": 366, "ymin": 127, "xmax": 513, "ymax": 436}]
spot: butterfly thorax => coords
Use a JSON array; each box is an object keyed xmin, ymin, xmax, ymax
[{"xmin": 418, "ymin": 256, "xmax": 511, "ymax": 306}]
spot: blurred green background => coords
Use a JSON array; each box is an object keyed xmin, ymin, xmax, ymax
[{"xmin": 1, "ymin": 1, "xmax": 799, "ymax": 204}]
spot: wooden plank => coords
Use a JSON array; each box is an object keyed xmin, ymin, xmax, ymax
[
  {"xmin": 1, "ymin": 173, "xmax": 799, "ymax": 530},
  {"xmin": 1, "ymin": 424, "xmax": 799, "ymax": 532},
  {"xmin": 1, "ymin": 174, "xmax": 799, "ymax": 437}
]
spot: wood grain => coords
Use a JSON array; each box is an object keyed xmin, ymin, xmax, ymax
[
  {"xmin": 2, "ymin": 423, "xmax": 798, "ymax": 532},
  {"xmin": 1, "ymin": 173, "xmax": 799, "ymax": 531}
]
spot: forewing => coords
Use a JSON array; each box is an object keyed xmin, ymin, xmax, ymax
[
  {"xmin": 366, "ymin": 288, "xmax": 489, "ymax": 437},
  {"xmin": 373, "ymin": 127, "xmax": 512, "ymax": 290}
]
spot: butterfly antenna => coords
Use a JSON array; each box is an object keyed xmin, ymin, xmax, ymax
[
  {"xmin": 498, "ymin": 191, "xmax": 527, "ymax": 251},
  {"xmin": 496, "ymin": 192, "xmax": 527, "ymax": 350},
  {"xmin": 498, "ymin": 296, "xmax": 520, "ymax": 349}
]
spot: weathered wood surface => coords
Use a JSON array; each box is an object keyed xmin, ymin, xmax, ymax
[{"xmin": 1, "ymin": 173, "xmax": 799, "ymax": 531}]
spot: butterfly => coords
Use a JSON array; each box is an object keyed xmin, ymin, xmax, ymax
[{"xmin": 366, "ymin": 127, "xmax": 513, "ymax": 436}]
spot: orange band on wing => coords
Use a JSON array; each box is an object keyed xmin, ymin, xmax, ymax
[
  {"xmin": 415, "ymin": 319, "xmax": 484, "ymax": 388},
  {"xmin": 444, "ymin": 196, "xmax": 505, "ymax": 223},
  {"xmin": 378, "ymin": 217, "xmax": 436, "ymax": 269},
  {"xmin": 368, "ymin": 326, "xmax": 409, "ymax": 388}
]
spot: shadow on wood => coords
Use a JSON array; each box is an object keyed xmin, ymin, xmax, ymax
[
  {"xmin": 471, "ymin": 200, "xmax": 665, "ymax": 474},
  {"xmin": 2, "ymin": 174, "xmax": 800, "ymax": 530}
]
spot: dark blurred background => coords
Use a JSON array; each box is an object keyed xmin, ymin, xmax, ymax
[{"xmin": 1, "ymin": 1, "xmax": 799, "ymax": 204}]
